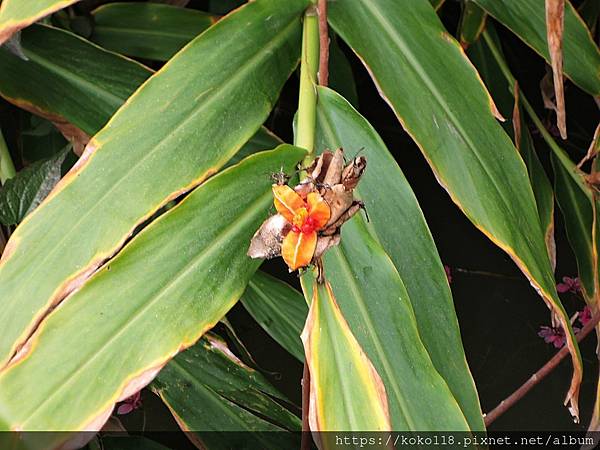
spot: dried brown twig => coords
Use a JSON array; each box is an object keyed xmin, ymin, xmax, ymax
[{"xmin": 484, "ymin": 313, "xmax": 600, "ymax": 426}]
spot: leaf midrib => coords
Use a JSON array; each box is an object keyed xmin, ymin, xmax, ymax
[
  {"xmin": 17, "ymin": 190, "xmax": 271, "ymax": 427},
  {"xmin": 0, "ymin": 15, "xmax": 299, "ymax": 352},
  {"xmin": 330, "ymin": 245, "xmax": 415, "ymax": 429},
  {"xmin": 355, "ymin": 0, "xmax": 538, "ymax": 249},
  {"xmin": 164, "ymin": 359, "xmax": 287, "ymax": 432},
  {"xmin": 93, "ymin": 25, "xmax": 202, "ymax": 40},
  {"xmin": 24, "ymin": 49, "xmax": 124, "ymax": 107}
]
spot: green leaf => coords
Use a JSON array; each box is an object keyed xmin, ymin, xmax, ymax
[
  {"xmin": 0, "ymin": 0, "xmax": 81, "ymax": 44},
  {"xmin": 429, "ymin": 0, "xmax": 445, "ymax": 11},
  {"xmin": 0, "ymin": 146, "xmax": 306, "ymax": 441},
  {"xmin": 309, "ymin": 218, "xmax": 471, "ymax": 431},
  {"xmin": 473, "ymin": 0, "xmax": 600, "ymax": 96},
  {"xmin": 241, "ymin": 271, "xmax": 307, "ymax": 362},
  {"xmin": 0, "ymin": 24, "xmax": 152, "ymax": 137},
  {"xmin": 314, "ymin": 86, "xmax": 483, "ymax": 431},
  {"xmin": 20, "ymin": 116, "xmax": 69, "ymax": 163},
  {"xmin": 467, "ymin": 30, "xmax": 556, "ymax": 267},
  {"xmin": 579, "ymin": 0, "xmax": 600, "ymax": 31},
  {"xmin": 302, "ymin": 279, "xmax": 391, "ymax": 436},
  {"xmin": 225, "ymin": 127, "xmax": 283, "ymax": 168},
  {"xmin": 0, "ymin": 145, "xmax": 71, "ymax": 226},
  {"xmin": 0, "ymin": 23, "xmax": 280, "ymax": 161},
  {"xmin": 151, "ymin": 333, "xmax": 300, "ymax": 450},
  {"xmin": 522, "ymin": 130, "xmax": 556, "ymax": 268},
  {"xmin": 551, "ymin": 153, "xmax": 597, "ymax": 300},
  {"xmin": 459, "ymin": 1, "xmax": 487, "ymax": 48},
  {"xmin": 328, "ymin": 35, "xmax": 359, "ymax": 108},
  {"xmin": 329, "ymin": 0, "xmax": 582, "ymax": 417},
  {"xmin": 0, "ymin": 0, "xmax": 307, "ymax": 369},
  {"xmin": 90, "ymin": 3, "xmax": 216, "ymax": 62}
]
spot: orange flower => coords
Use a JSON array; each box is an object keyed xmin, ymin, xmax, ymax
[{"xmin": 272, "ymin": 185, "xmax": 331, "ymax": 270}]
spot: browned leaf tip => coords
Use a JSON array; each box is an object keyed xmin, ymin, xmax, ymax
[
  {"xmin": 545, "ymin": 0, "xmax": 567, "ymax": 139},
  {"xmin": 512, "ymin": 81, "xmax": 522, "ymax": 151},
  {"xmin": 577, "ymin": 122, "xmax": 600, "ymax": 169}
]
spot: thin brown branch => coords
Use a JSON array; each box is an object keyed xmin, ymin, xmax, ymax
[
  {"xmin": 317, "ymin": 0, "xmax": 329, "ymax": 86},
  {"xmin": 301, "ymin": 361, "xmax": 311, "ymax": 450},
  {"xmin": 484, "ymin": 312, "xmax": 600, "ymax": 427}
]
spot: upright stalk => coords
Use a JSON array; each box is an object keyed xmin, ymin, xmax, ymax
[
  {"xmin": 296, "ymin": 6, "xmax": 320, "ymax": 450},
  {"xmin": 295, "ymin": 6, "xmax": 320, "ymax": 163},
  {"xmin": 0, "ymin": 128, "xmax": 16, "ymax": 185}
]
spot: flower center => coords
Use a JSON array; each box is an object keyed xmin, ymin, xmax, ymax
[{"xmin": 291, "ymin": 207, "xmax": 316, "ymax": 234}]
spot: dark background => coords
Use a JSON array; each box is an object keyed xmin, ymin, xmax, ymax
[{"xmin": 1, "ymin": 0, "xmax": 598, "ymax": 443}]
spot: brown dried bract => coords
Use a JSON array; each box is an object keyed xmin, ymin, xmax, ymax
[{"xmin": 248, "ymin": 148, "xmax": 366, "ymax": 268}]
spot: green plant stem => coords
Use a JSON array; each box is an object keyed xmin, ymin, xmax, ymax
[
  {"xmin": 295, "ymin": 6, "xmax": 320, "ymax": 165},
  {"xmin": 296, "ymin": 7, "xmax": 320, "ymax": 450},
  {"xmin": 481, "ymin": 29, "xmax": 591, "ymax": 200},
  {"xmin": 0, "ymin": 128, "xmax": 16, "ymax": 185}
]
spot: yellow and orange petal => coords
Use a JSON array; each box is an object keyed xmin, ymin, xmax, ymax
[
  {"xmin": 306, "ymin": 192, "xmax": 331, "ymax": 229},
  {"xmin": 272, "ymin": 185, "xmax": 305, "ymax": 223},
  {"xmin": 282, "ymin": 229, "xmax": 317, "ymax": 271}
]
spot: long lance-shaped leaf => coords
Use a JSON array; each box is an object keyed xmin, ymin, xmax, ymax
[
  {"xmin": 467, "ymin": 31, "xmax": 556, "ymax": 267},
  {"xmin": 151, "ymin": 333, "xmax": 300, "ymax": 450},
  {"xmin": 551, "ymin": 153, "xmax": 598, "ymax": 301},
  {"xmin": 314, "ymin": 86, "xmax": 483, "ymax": 431},
  {"xmin": 473, "ymin": 0, "xmax": 600, "ymax": 96},
  {"xmin": 330, "ymin": 0, "xmax": 582, "ymax": 419},
  {"xmin": 0, "ymin": 23, "xmax": 280, "ymax": 161},
  {"xmin": 552, "ymin": 155, "xmax": 600, "ymax": 436},
  {"xmin": 0, "ymin": 0, "xmax": 82, "ymax": 44},
  {"xmin": 90, "ymin": 3, "xmax": 217, "ymax": 62},
  {"xmin": 0, "ymin": 24, "xmax": 152, "ymax": 145},
  {"xmin": 459, "ymin": 1, "xmax": 487, "ymax": 49},
  {"xmin": 0, "ymin": 0, "xmax": 307, "ymax": 369},
  {"xmin": 579, "ymin": 0, "xmax": 600, "ymax": 32},
  {"xmin": 301, "ymin": 279, "xmax": 391, "ymax": 440},
  {"xmin": 241, "ymin": 271, "xmax": 307, "ymax": 362},
  {"xmin": 305, "ymin": 218, "xmax": 471, "ymax": 431},
  {"xmin": 0, "ymin": 146, "xmax": 305, "ymax": 445},
  {"xmin": 328, "ymin": 35, "xmax": 359, "ymax": 108}
]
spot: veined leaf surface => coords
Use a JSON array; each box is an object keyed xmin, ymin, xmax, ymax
[
  {"xmin": 467, "ymin": 31, "xmax": 556, "ymax": 267},
  {"xmin": 315, "ymin": 86, "xmax": 483, "ymax": 430},
  {"xmin": 152, "ymin": 333, "xmax": 300, "ymax": 450},
  {"xmin": 552, "ymin": 154, "xmax": 597, "ymax": 301},
  {"xmin": 0, "ymin": 146, "xmax": 305, "ymax": 443},
  {"xmin": 0, "ymin": 23, "xmax": 280, "ymax": 160},
  {"xmin": 302, "ymin": 280, "xmax": 391, "ymax": 439},
  {"xmin": 91, "ymin": 3, "xmax": 216, "ymax": 61},
  {"xmin": 473, "ymin": 0, "xmax": 600, "ymax": 96},
  {"xmin": 0, "ymin": 0, "xmax": 307, "ymax": 369},
  {"xmin": 0, "ymin": 24, "xmax": 152, "ymax": 138},
  {"xmin": 0, "ymin": 0, "xmax": 81, "ymax": 44},
  {"xmin": 310, "ymin": 218, "xmax": 471, "ymax": 431},
  {"xmin": 241, "ymin": 271, "xmax": 307, "ymax": 362},
  {"xmin": 329, "ymin": 0, "xmax": 582, "ymax": 417}
]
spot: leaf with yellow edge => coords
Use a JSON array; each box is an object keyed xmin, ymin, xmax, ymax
[
  {"xmin": 0, "ymin": 0, "xmax": 81, "ymax": 45},
  {"xmin": 301, "ymin": 279, "xmax": 391, "ymax": 441}
]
